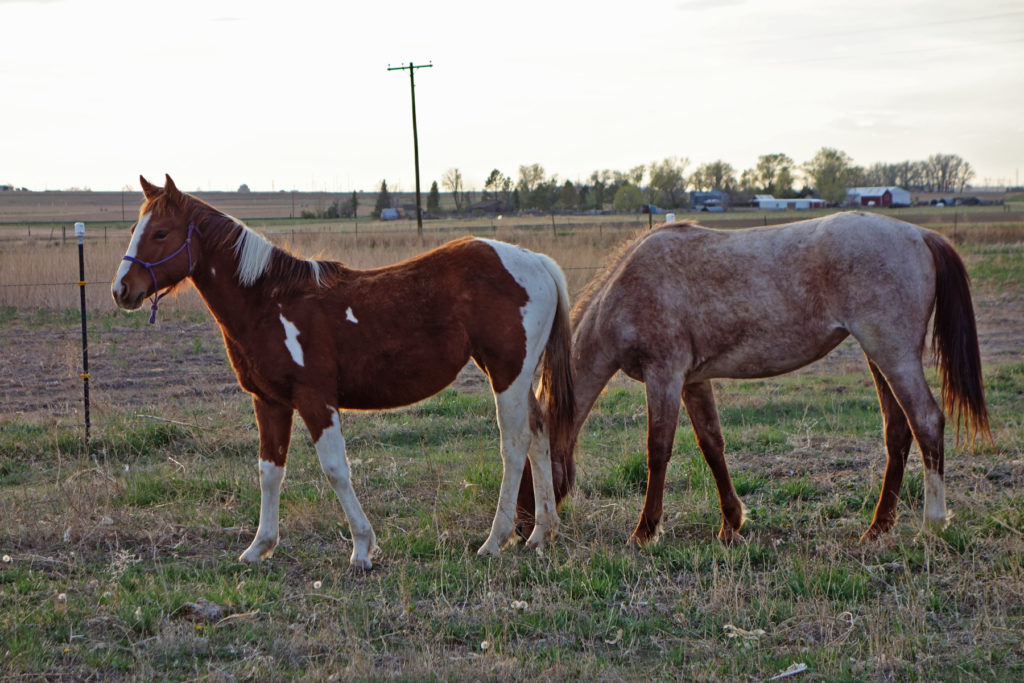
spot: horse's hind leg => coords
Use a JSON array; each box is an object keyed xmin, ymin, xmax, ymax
[
  {"xmin": 862, "ymin": 360, "xmax": 914, "ymax": 541},
  {"xmin": 523, "ymin": 392, "xmax": 559, "ymax": 549},
  {"xmin": 864, "ymin": 357, "xmax": 947, "ymax": 534},
  {"xmin": 631, "ymin": 368, "xmax": 685, "ymax": 546},
  {"xmin": 479, "ymin": 373, "xmax": 557, "ymax": 555},
  {"xmin": 682, "ymin": 381, "xmax": 745, "ymax": 544},
  {"xmin": 300, "ymin": 403, "xmax": 378, "ymax": 570},
  {"xmin": 239, "ymin": 397, "xmax": 293, "ymax": 564}
]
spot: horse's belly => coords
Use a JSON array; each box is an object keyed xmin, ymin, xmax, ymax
[
  {"xmin": 691, "ymin": 328, "xmax": 849, "ymax": 381},
  {"xmin": 335, "ymin": 357, "xmax": 466, "ymax": 410}
]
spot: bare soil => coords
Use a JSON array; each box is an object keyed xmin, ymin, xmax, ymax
[{"xmin": 2, "ymin": 285, "xmax": 1019, "ymax": 426}]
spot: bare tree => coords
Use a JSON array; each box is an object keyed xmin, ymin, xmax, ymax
[
  {"xmin": 517, "ymin": 164, "xmax": 546, "ymax": 196},
  {"xmin": 923, "ymin": 153, "xmax": 973, "ymax": 193},
  {"xmin": 442, "ymin": 168, "xmax": 465, "ymax": 212}
]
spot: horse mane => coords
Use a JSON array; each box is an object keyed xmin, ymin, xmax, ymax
[
  {"xmin": 143, "ymin": 190, "xmax": 347, "ymax": 293},
  {"xmin": 571, "ymin": 221, "xmax": 695, "ymax": 326}
]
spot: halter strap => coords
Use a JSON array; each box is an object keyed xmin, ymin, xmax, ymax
[{"xmin": 122, "ymin": 222, "xmax": 199, "ymax": 324}]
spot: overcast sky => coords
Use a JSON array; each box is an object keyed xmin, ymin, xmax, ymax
[{"xmin": 2, "ymin": 0, "xmax": 1022, "ymax": 193}]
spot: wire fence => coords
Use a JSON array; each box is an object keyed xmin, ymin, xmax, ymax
[
  {"xmin": 1, "ymin": 222, "xmax": 617, "ymax": 446},
  {"xmin": 6, "ymin": 207, "xmax": 1020, "ymax": 444}
]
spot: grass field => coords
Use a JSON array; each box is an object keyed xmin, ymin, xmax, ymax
[{"xmin": 1, "ymin": 205, "xmax": 1022, "ymax": 679}]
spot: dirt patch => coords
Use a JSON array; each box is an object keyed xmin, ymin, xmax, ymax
[
  {"xmin": 1, "ymin": 282, "xmax": 1018, "ymax": 425},
  {"xmin": 0, "ymin": 314, "xmax": 492, "ymax": 424}
]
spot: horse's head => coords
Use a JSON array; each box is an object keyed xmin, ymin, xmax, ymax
[{"xmin": 112, "ymin": 175, "xmax": 199, "ymax": 318}]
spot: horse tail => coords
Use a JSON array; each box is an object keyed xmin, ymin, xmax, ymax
[
  {"xmin": 922, "ymin": 230, "xmax": 991, "ymax": 446},
  {"xmin": 536, "ymin": 253, "xmax": 576, "ymax": 502}
]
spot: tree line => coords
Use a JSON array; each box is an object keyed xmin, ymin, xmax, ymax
[
  {"xmin": 425, "ymin": 149, "xmax": 975, "ymax": 214},
  {"xmin": 307, "ymin": 148, "xmax": 976, "ymax": 218}
]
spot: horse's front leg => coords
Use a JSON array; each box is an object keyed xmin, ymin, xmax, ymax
[
  {"xmin": 682, "ymin": 381, "xmax": 745, "ymax": 543},
  {"xmin": 630, "ymin": 368, "xmax": 685, "ymax": 546},
  {"xmin": 300, "ymin": 403, "xmax": 378, "ymax": 570},
  {"xmin": 239, "ymin": 397, "xmax": 293, "ymax": 563}
]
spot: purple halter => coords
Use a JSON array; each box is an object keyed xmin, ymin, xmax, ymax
[{"xmin": 122, "ymin": 222, "xmax": 198, "ymax": 324}]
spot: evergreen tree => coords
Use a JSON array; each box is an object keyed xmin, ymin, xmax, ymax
[
  {"xmin": 373, "ymin": 180, "xmax": 391, "ymax": 217},
  {"xmin": 426, "ymin": 181, "xmax": 440, "ymax": 213}
]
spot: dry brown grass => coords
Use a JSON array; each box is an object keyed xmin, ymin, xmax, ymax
[{"xmin": 1, "ymin": 201, "xmax": 1022, "ymax": 679}]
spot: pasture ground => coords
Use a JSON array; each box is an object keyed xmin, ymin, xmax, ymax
[{"xmin": 1, "ymin": 208, "xmax": 1022, "ymax": 680}]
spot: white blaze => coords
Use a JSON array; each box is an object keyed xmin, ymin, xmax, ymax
[
  {"xmin": 346, "ymin": 307, "xmax": 358, "ymax": 323},
  {"xmin": 279, "ymin": 314, "xmax": 304, "ymax": 367},
  {"xmin": 113, "ymin": 212, "xmax": 151, "ymax": 292}
]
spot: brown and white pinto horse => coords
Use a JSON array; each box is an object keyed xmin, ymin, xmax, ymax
[
  {"xmin": 519, "ymin": 212, "xmax": 989, "ymax": 546},
  {"xmin": 112, "ymin": 175, "xmax": 573, "ymax": 569}
]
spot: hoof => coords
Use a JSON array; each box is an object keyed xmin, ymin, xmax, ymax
[
  {"xmin": 628, "ymin": 520, "xmax": 662, "ymax": 548},
  {"xmin": 626, "ymin": 531, "xmax": 659, "ymax": 549},
  {"xmin": 477, "ymin": 541, "xmax": 501, "ymax": 557},
  {"xmin": 717, "ymin": 526, "xmax": 744, "ymax": 546},
  {"xmin": 348, "ymin": 557, "xmax": 373, "ymax": 572},
  {"xmin": 923, "ymin": 512, "xmax": 950, "ymax": 530},
  {"xmin": 860, "ymin": 518, "xmax": 895, "ymax": 543},
  {"xmin": 238, "ymin": 539, "xmax": 276, "ymax": 564},
  {"xmin": 524, "ymin": 526, "xmax": 548, "ymax": 551}
]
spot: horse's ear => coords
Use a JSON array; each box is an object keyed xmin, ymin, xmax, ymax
[
  {"xmin": 164, "ymin": 174, "xmax": 182, "ymax": 202},
  {"xmin": 140, "ymin": 175, "xmax": 161, "ymax": 200}
]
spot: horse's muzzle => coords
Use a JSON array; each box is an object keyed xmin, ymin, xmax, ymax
[{"xmin": 112, "ymin": 280, "xmax": 146, "ymax": 311}]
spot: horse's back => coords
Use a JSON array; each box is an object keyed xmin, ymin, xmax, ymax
[
  {"xmin": 318, "ymin": 237, "xmax": 559, "ymax": 407},
  {"xmin": 579, "ymin": 212, "xmax": 939, "ymax": 381}
]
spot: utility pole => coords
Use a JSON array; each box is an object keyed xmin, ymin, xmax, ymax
[{"xmin": 387, "ymin": 61, "xmax": 432, "ymax": 236}]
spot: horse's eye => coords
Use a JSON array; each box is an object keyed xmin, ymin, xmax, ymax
[{"xmin": 154, "ymin": 230, "xmax": 168, "ymax": 239}]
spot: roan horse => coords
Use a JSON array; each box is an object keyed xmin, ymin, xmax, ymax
[
  {"xmin": 518, "ymin": 211, "xmax": 989, "ymax": 546},
  {"xmin": 112, "ymin": 175, "xmax": 573, "ymax": 569}
]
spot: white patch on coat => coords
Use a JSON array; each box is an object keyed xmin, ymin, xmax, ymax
[
  {"xmin": 279, "ymin": 314, "xmax": 305, "ymax": 367},
  {"xmin": 478, "ymin": 238, "xmax": 562, "ymax": 355},
  {"xmin": 345, "ymin": 307, "xmax": 358, "ymax": 323},
  {"xmin": 113, "ymin": 212, "xmax": 151, "ymax": 293},
  {"xmin": 210, "ymin": 267, "xmax": 216, "ymax": 277},
  {"xmin": 233, "ymin": 221, "xmax": 275, "ymax": 286},
  {"xmin": 474, "ymin": 239, "xmax": 566, "ymax": 555},
  {"xmin": 924, "ymin": 469, "xmax": 948, "ymax": 526}
]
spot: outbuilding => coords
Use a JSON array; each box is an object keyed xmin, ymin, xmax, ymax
[
  {"xmin": 846, "ymin": 186, "xmax": 911, "ymax": 208},
  {"xmin": 751, "ymin": 195, "xmax": 827, "ymax": 210}
]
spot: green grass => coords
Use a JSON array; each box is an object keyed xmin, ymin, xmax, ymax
[{"xmin": 2, "ymin": 345, "xmax": 1024, "ymax": 679}]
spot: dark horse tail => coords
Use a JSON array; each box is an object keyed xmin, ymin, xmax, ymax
[
  {"xmin": 922, "ymin": 231, "xmax": 991, "ymax": 446},
  {"xmin": 537, "ymin": 255, "xmax": 576, "ymax": 502}
]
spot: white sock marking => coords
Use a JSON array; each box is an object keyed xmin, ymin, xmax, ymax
[{"xmin": 924, "ymin": 469, "xmax": 947, "ymax": 526}]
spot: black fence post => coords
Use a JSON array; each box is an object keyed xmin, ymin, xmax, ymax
[{"xmin": 75, "ymin": 222, "xmax": 91, "ymax": 447}]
